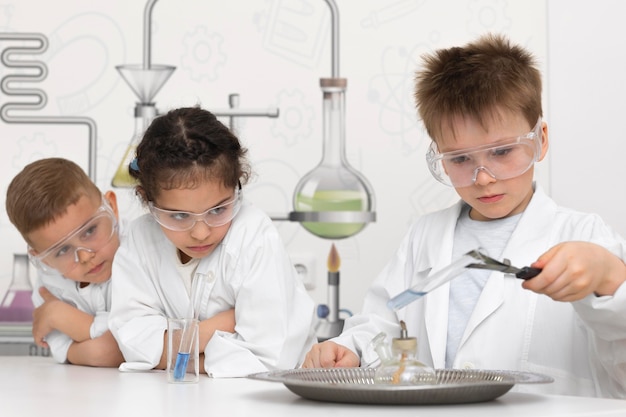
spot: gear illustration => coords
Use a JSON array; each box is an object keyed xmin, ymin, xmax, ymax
[
  {"xmin": 467, "ymin": 0, "xmax": 512, "ymax": 35},
  {"xmin": 270, "ymin": 89, "xmax": 315, "ymax": 147},
  {"xmin": 180, "ymin": 25, "xmax": 227, "ymax": 83},
  {"xmin": 12, "ymin": 133, "xmax": 58, "ymax": 169}
]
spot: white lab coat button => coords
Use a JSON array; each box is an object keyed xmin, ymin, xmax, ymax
[
  {"xmin": 206, "ymin": 272, "xmax": 216, "ymax": 283},
  {"xmin": 462, "ymin": 362, "xmax": 475, "ymax": 369}
]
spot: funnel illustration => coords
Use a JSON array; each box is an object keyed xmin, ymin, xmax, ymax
[
  {"xmin": 116, "ymin": 64, "xmax": 175, "ymax": 104},
  {"xmin": 112, "ymin": 64, "xmax": 176, "ymax": 187}
]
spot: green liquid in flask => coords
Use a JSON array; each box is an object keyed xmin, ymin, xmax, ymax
[{"xmin": 295, "ymin": 190, "xmax": 366, "ymax": 239}]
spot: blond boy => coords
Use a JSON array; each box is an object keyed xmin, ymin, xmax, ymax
[
  {"xmin": 6, "ymin": 158, "xmax": 123, "ymax": 366},
  {"xmin": 303, "ymin": 34, "xmax": 626, "ymax": 398}
]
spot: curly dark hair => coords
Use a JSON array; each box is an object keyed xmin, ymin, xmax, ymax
[{"xmin": 130, "ymin": 106, "xmax": 251, "ymax": 203}]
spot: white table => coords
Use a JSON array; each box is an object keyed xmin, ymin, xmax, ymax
[{"xmin": 1, "ymin": 356, "xmax": 624, "ymax": 417}]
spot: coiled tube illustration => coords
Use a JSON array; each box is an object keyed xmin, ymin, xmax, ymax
[{"xmin": 0, "ymin": 32, "xmax": 97, "ymax": 179}]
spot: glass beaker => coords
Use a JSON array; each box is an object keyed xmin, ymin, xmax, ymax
[
  {"xmin": 112, "ymin": 103, "xmax": 156, "ymax": 187},
  {"xmin": 370, "ymin": 325, "xmax": 436, "ymax": 385},
  {"xmin": 292, "ymin": 78, "xmax": 375, "ymax": 239},
  {"xmin": 0, "ymin": 253, "xmax": 35, "ymax": 323}
]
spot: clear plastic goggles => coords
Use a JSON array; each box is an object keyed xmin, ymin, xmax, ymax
[
  {"xmin": 149, "ymin": 188, "xmax": 242, "ymax": 232},
  {"xmin": 29, "ymin": 199, "xmax": 118, "ymax": 274},
  {"xmin": 426, "ymin": 119, "xmax": 542, "ymax": 187}
]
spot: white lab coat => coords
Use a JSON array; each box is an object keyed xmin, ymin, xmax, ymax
[
  {"xmin": 32, "ymin": 274, "xmax": 111, "ymax": 363},
  {"xmin": 332, "ymin": 186, "xmax": 626, "ymax": 398},
  {"xmin": 32, "ymin": 220, "xmax": 126, "ymax": 364},
  {"xmin": 109, "ymin": 200, "xmax": 317, "ymax": 377}
]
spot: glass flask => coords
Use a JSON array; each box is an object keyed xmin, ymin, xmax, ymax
[
  {"xmin": 370, "ymin": 323, "xmax": 437, "ymax": 385},
  {"xmin": 0, "ymin": 254, "xmax": 34, "ymax": 323},
  {"xmin": 292, "ymin": 78, "xmax": 375, "ymax": 239},
  {"xmin": 112, "ymin": 103, "xmax": 156, "ymax": 187},
  {"xmin": 112, "ymin": 64, "xmax": 175, "ymax": 188}
]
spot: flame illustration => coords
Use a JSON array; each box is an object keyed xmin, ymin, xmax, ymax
[{"xmin": 327, "ymin": 243, "xmax": 341, "ymax": 273}]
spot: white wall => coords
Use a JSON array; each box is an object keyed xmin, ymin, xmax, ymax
[
  {"xmin": 7, "ymin": 0, "xmax": 611, "ymax": 317},
  {"xmin": 547, "ymin": 0, "xmax": 626, "ymax": 239}
]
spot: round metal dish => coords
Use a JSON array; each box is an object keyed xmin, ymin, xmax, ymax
[{"xmin": 250, "ymin": 368, "xmax": 553, "ymax": 405}]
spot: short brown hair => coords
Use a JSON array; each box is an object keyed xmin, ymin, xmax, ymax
[
  {"xmin": 6, "ymin": 158, "xmax": 101, "ymax": 241},
  {"xmin": 414, "ymin": 33, "xmax": 542, "ymax": 142}
]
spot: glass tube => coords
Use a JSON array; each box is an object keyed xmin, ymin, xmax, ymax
[{"xmin": 387, "ymin": 252, "xmax": 477, "ymax": 311}]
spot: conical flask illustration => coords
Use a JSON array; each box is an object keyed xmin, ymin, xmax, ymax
[
  {"xmin": 0, "ymin": 254, "xmax": 34, "ymax": 323},
  {"xmin": 112, "ymin": 64, "xmax": 175, "ymax": 187}
]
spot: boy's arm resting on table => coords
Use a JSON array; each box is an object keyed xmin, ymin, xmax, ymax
[
  {"xmin": 66, "ymin": 330, "xmax": 124, "ymax": 367},
  {"xmin": 155, "ymin": 309, "xmax": 236, "ymax": 371},
  {"xmin": 32, "ymin": 287, "xmax": 94, "ymax": 347},
  {"xmin": 302, "ymin": 310, "xmax": 402, "ymax": 370}
]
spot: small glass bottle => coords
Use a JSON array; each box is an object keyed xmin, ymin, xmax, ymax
[
  {"xmin": 292, "ymin": 78, "xmax": 375, "ymax": 239},
  {"xmin": 0, "ymin": 253, "xmax": 35, "ymax": 323},
  {"xmin": 370, "ymin": 322, "xmax": 437, "ymax": 385}
]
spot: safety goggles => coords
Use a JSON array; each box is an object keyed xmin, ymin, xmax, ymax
[
  {"xmin": 149, "ymin": 187, "xmax": 242, "ymax": 232},
  {"xmin": 29, "ymin": 199, "xmax": 118, "ymax": 275},
  {"xmin": 426, "ymin": 118, "xmax": 542, "ymax": 188}
]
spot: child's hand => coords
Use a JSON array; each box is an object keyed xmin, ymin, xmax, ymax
[
  {"xmin": 301, "ymin": 341, "xmax": 359, "ymax": 369},
  {"xmin": 523, "ymin": 241, "xmax": 626, "ymax": 301},
  {"xmin": 31, "ymin": 287, "xmax": 62, "ymax": 348}
]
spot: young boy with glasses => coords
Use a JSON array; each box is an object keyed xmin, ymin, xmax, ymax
[
  {"xmin": 303, "ymin": 34, "xmax": 626, "ymax": 398},
  {"xmin": 5, "ymin": 157, "xmax": 124, "ymax": 366}
]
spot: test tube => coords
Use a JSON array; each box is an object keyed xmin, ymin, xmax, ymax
[
  {"xmin": 387, "ymin": 252, "xmax": 476, "ymax": 311},
  {"xmin": 173, "ymin": 321, "xmax": 198, "ymax": 380},
  {"xmin": 173, "ymin": 272, "xmax": 208, "ymax": 381}
]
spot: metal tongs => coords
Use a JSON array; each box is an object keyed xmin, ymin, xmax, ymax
[
  {"xmin": 465, "ymin": 249, "xmax": 541, "ymax": 280},
  {"xmin": 387, "ymin": 248, "xmax": 542, "ymax": 311}
]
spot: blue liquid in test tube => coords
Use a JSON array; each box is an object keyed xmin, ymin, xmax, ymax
[
  {"xmin": 387, "ymin": 290, "xmax": 427, "ymax": 310},
  {"xmin": 387, "ymin": 253, "xmax": 476, "ymax": 311},
  {"xmin": 173, "ymin": 352, "xmax": 190, "ymax": 381}
]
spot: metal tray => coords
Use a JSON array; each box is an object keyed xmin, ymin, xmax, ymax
[{"xmin": 250, "ymin": 368, "xmax": 553, "ymax": 405}]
